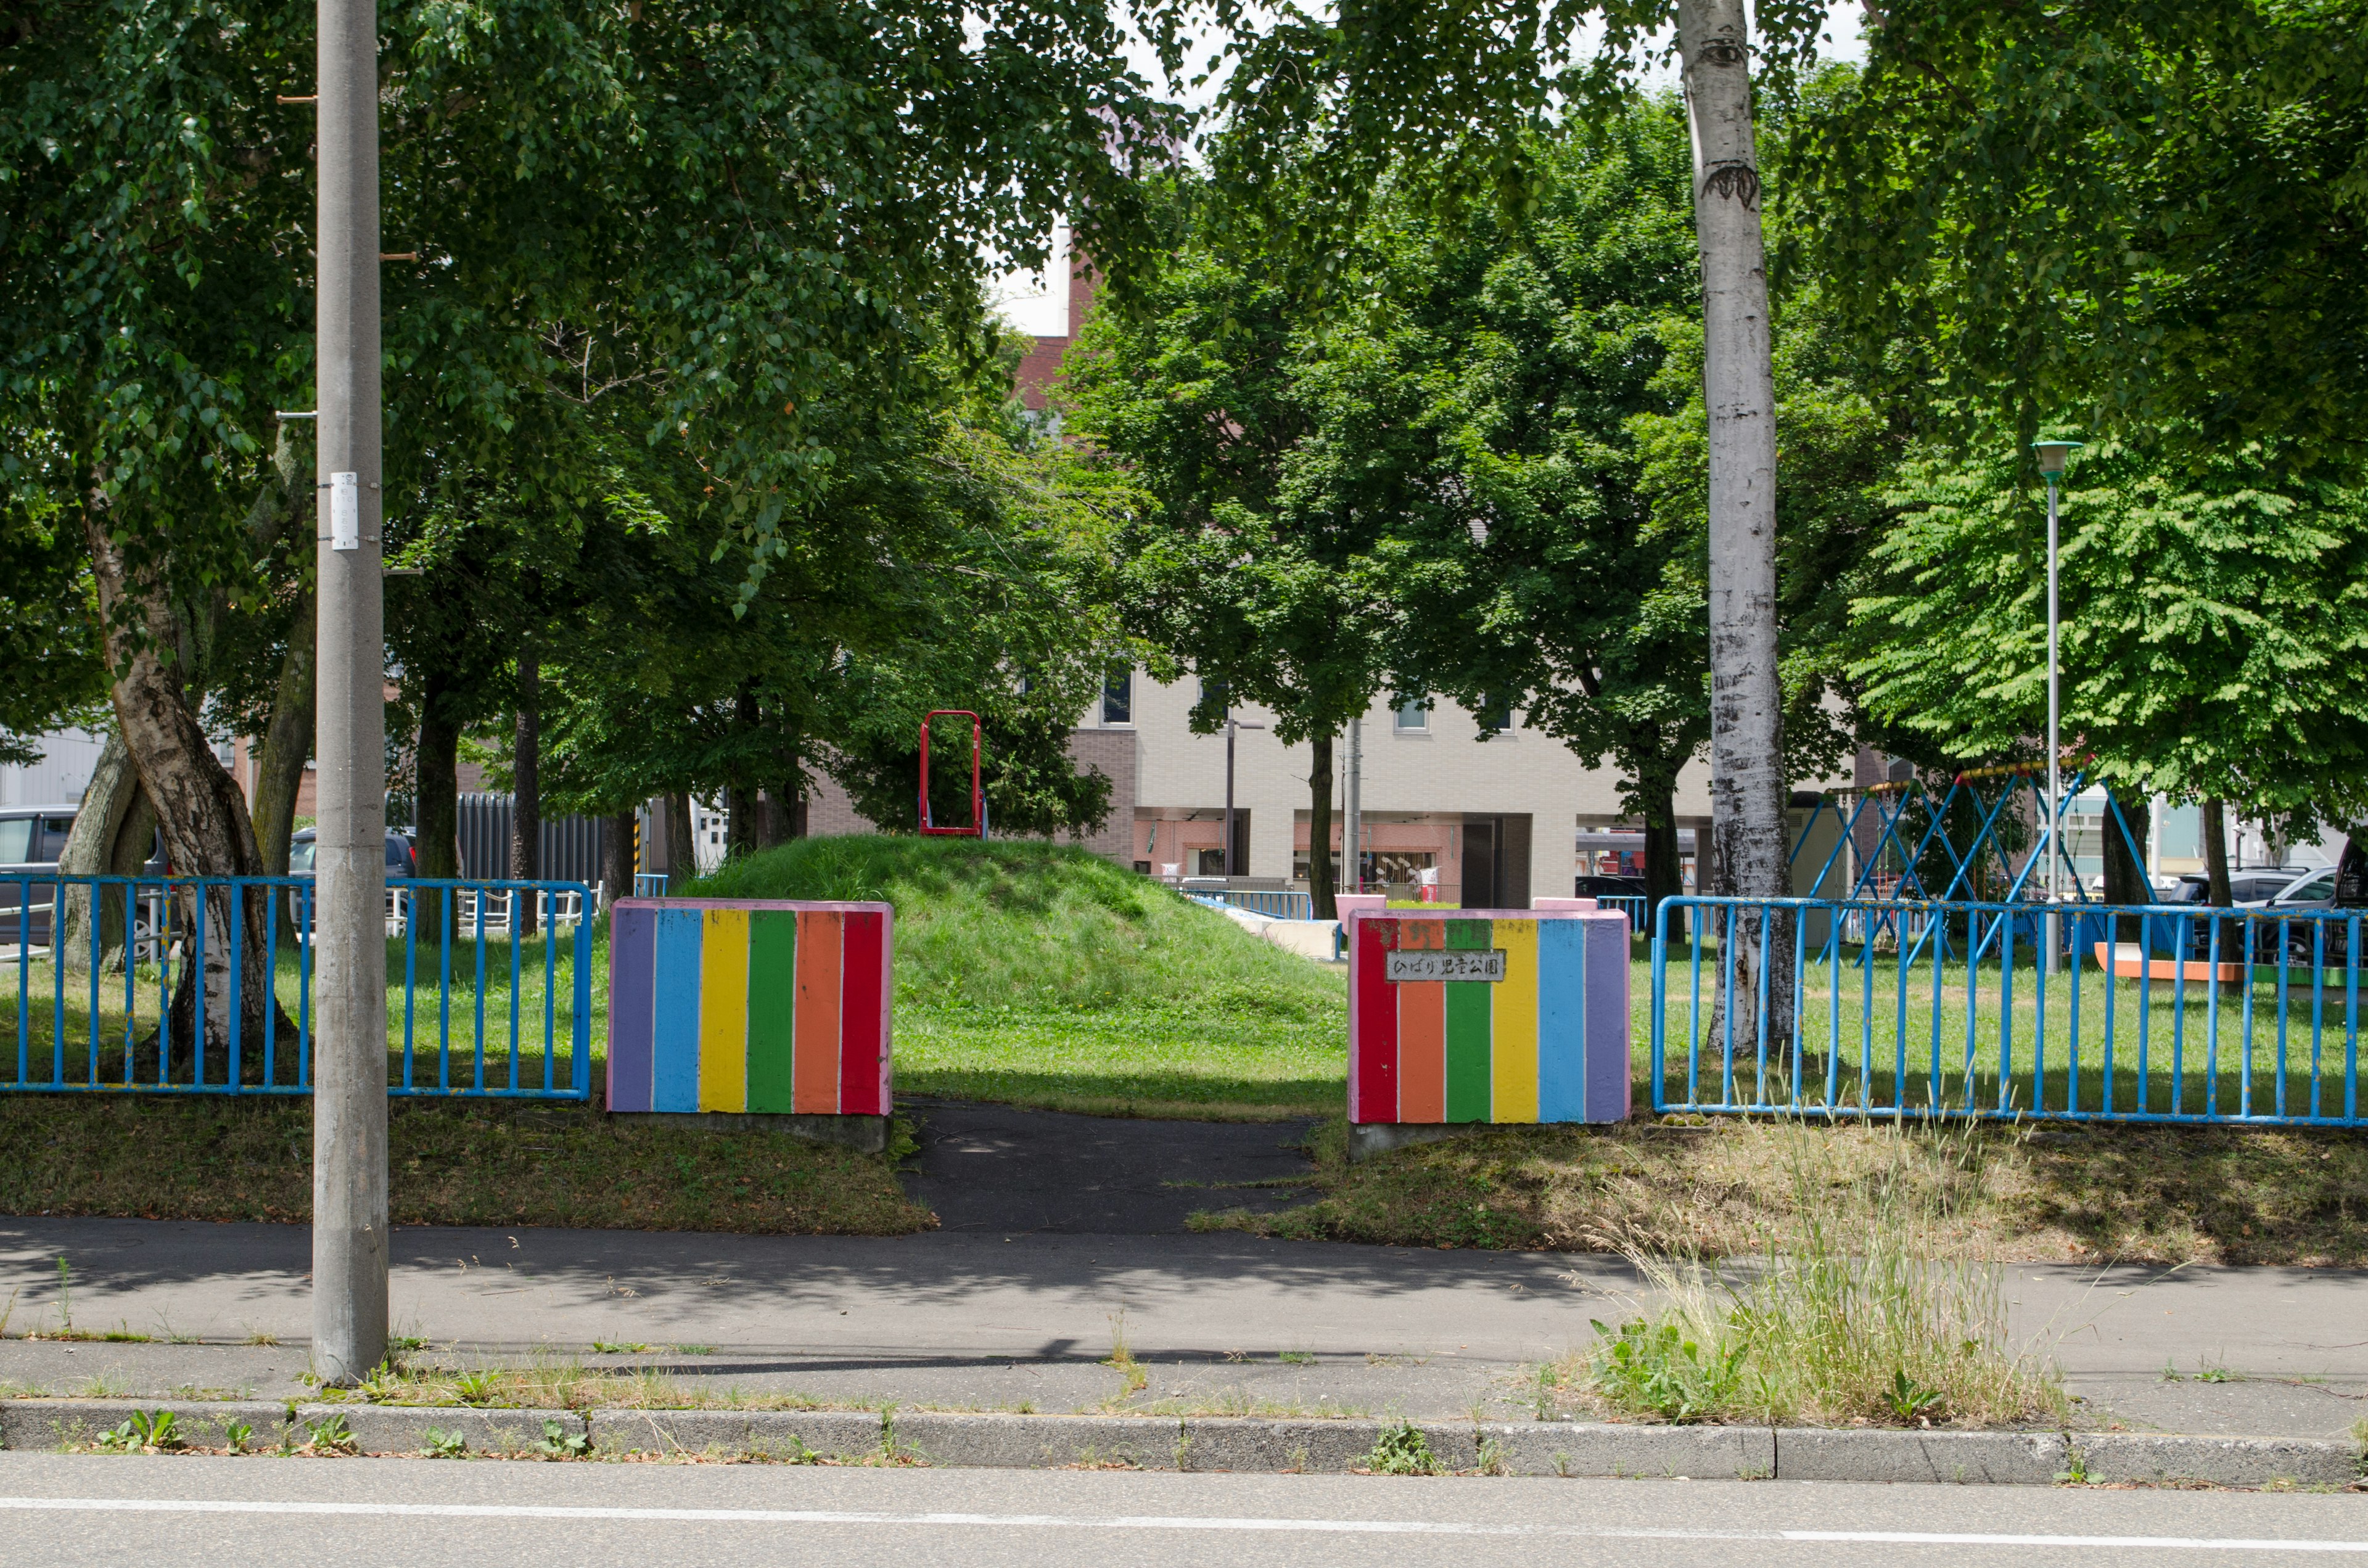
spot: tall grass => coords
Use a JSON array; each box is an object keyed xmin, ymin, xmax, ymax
[{"xmin": 1576, "ymin": 1120, "xmax": 2066, "ymax": 1427}]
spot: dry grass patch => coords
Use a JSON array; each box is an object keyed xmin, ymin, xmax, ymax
[
  {"xmin": 0, "ymin": 1094, "xmax": 933, "ymax": 1236},
  {"xmin": 1193, "ymin": 1115, "xmax": 2368, "ymax": 1265}
]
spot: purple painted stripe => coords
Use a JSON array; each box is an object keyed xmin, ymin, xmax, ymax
[
  {"xmin": 607, "ymin": 905, "xmax": 656, "ymax": 1112},
  {"xmin": 1583, "ymin": 914, "xmax": 1630, "ymax": 1122}
]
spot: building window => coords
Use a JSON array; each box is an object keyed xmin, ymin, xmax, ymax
[
  {"xmin": 1102, "ymin": 668, "xmax": 1133, "ymax": 726},
  {"xmin": 1394, "ymin": 696, "xmax": 1430, "ymax": 732},
  {"xmin": 1477, "ymin": 696, "xmax": 1513, "ymax": 733}
]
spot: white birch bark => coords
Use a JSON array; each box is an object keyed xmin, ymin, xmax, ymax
[{"xmin": 1681, "ymin": 0, "xmax": 1793, "ymax": 1052}]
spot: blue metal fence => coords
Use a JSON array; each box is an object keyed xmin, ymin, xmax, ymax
[
  {"xmin": 2, "ymin": 874, "xmax": 594, "ymax": 1100},
  {"xmin": 1598, "ymin": 895, "xmax": 1648, "ymax": 932},
  {"xmin": 1189, "ymin": 888, "xmax": 1318, "ymax": 921},
  {"xmin": 1651, "ymin": 895, "xmax": 2364, "ymax": 1127}
]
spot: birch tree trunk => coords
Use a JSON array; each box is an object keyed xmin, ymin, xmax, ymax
[
  {"xmin": 82, "ymin": 498, "xmax": 286, "ymax": 1082},
  {"xmin": 1680, "ymin": 0, "xmax": 1791, "ymax": 1053},
  {"xmin": 56, "ymin": 730, "xmax": 158, "ymax": 973}
]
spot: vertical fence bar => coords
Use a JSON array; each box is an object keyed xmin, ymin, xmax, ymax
[
  {"xmin": 2310, "ymin": 919, "xmax": 2326, "ymax": 1120},
  {"xmin": 2346, "ymin": 913, "xmax": 2359, "ymax": 1123},
  {"xmin": 2241, "ymin": 916, "xmax": 2257, "ymax": 1119},
  {"xmin": 508, "ymin": 889, "xmax": 522, "ymax": 1092},
  {"xmin": 1720, "ymin": 903, "xmax": 1738, "ymax": 1106},
  {"xmin": 1999, "ymin": 911, "xmax": 2016, "ymax": 1112},
  {"xmin": 2205, "ymin": 914, "xmax": 2222, "ymax": 1119},
  {"xmin": 51, "ymin": 880, "xmax": 66, "ymax": 1086},
  {"xmin": 1859, "ymin": 914, "xmax": 1875, "ymax": 1112},
  {"xmin": 298, "ymin": 882, "xmax": 313, "ymax": 1090},
  {"xmin": 1753, "ymin": 905, "xmax": 1773, "ymax": 1106},
  {"xmin": 572, "ymin": 909, "xmax": 592, "ymax": 1098},
  {"xmin": 1651, "ymin": 901, "xmax": 1669, "ymax": 1109},
  {"xmin": 473, "ymin": 888, "xmax": 488, "ymax": 1093},
  {"xmin": 14, "ymin": 876, "xmax": 27, "ymax": 1086},
  {"xmin": 2102, "ymin": 922, "xmax": 2116, "ymax": 1117},
  {"xmin": 1686, "ymin": 905, "xmax": 1704, "ymax": 1106},
  {"xmin": 2276, "ymin": 917, "xmax": 2291, "ymax": 1119},
  {"xmin": 438, "ymin": 887, "xmax": 452, "ymax": 1091},
  {"xmin": 2169, "ymin": 911, "xmax": 2189, "ymax": 1115},
  {"xmin": 542, "ymin": 898, "xmax": 557, "ymax": 1093},
  {"xmin": 189, "ymin": 887, "xmax": 207, "ymax": 1089},
  {"xmin": 88, "ymin": 880, "xmax": 102, "ymax": 1086},
  {"xmin": 402, "ymin": 890, "xmax": 417, "ymax": 1091}
]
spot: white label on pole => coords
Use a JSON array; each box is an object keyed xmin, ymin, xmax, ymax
[{"xmin": 331, "ymin": 472, "xmax": 360, "ymax": 551}]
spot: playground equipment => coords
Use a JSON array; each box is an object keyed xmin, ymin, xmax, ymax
[{"xmin": 918, "ymin": 710, "xmax": 987, "ymax": 838}]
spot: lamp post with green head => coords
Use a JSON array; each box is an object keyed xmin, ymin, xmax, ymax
[{"xmin": 2034, "ymin": 439, "xmax": 2082, "ymax": 973}]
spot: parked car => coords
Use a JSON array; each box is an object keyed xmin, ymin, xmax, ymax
[
  {"xmin": 0, "ymin": 805, "xmax": 167, "ymax": 950},
  {"xmin": 1573, "ymin": 874, "xmax": 1648, "ymax": 900},
  {"xmin": 287, "ymin": 828, "xmax": 416, "ymax": 882}
]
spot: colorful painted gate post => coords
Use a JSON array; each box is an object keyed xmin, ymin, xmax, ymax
[
  {"xmin": 606, "ymin": 900, "xmax": 892, "ymax": 1128},
  {"xmin": 1347, "ymin": 907, "xmax": 1629, "ymax": 1130}
]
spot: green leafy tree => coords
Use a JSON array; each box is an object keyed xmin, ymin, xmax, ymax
[
  {"xmin": 1849, "ymin": 437, "xmax": 2368, "ymax": 900},
  {"xmin": 1065, "ymin": 181, "xmax": 1399, "ymax": 917}
]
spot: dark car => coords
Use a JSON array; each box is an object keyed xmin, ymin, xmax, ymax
[
  {"xmin": 1573, "ymin": 874, "xmax": 1649, "ymax": 900},
  {"xmin": 1, "ymin": 805, "xmax": 81, "ymax": 948},
  {"xmin": 287, "ymin": 828, "xmax": 416, "ymax": 881}
]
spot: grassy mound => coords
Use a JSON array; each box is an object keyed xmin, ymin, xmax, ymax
[{"xmin": 685, "ymin": 837, "xmax": 1346, "ymax": 1119}]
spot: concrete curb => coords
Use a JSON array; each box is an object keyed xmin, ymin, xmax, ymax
[{"xmin": 1, "ymin": 1400, "xmax": 2359, "ymax": 1487}]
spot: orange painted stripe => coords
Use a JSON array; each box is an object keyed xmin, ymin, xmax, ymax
[
  {"xmin": 1397, "ymin": 980, "xmax": 1446, "ymax": 1123},
  {"xmin": 793, "ymin": 910, "xmax": 843, "ymax": 1113}
]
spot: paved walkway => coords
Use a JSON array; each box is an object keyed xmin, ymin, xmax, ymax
[{"xmin": 2, "ymin": 1102, "xmax": 2364, "ymax": 1434}]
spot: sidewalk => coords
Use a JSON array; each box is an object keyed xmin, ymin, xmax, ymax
[{"xmin": 4, "ymin": 1215, "xmax": 2364, "ymax": 1437}]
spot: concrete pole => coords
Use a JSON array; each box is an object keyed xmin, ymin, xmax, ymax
[
  {"xmin": 1345, "ymin": 716, "xmax": 1362, "ymax": 895},
  {"xmin": 2043, "ymin": 475, "xmax": 2061, "ymax": 977},
  {"xmin": 311, "ymin": 0, "xmax": 388, "ymax": 1384},
  {"xmin": 1223, "ymin": 718, "xmax": 1238, "ymax": 879}
]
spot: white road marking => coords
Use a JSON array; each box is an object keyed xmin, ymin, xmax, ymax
[{"xmin": 0, "ymin": 1497, "xmax": 2359, "ymax": 1550}]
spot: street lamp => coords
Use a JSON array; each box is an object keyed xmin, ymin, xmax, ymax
[
  {"xmin": 2033, "ymin": 439, "xmax": 2082, "ymax": 975},
  {"xmin": 1223, "ymin": 712, "xmax": 1266, "ymax": 879}
]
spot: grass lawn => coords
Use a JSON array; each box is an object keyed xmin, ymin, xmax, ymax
[{"xmin": 685, "ymin": 836, "xmax": 1347, "ymax": 1120}]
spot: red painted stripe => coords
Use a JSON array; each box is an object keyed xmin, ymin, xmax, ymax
[
  {"xmin": 1352, "ymin": 916, "xmax": 1399, "ymax": 1122},
  {"xmin": 837, "ymin": 909, "xmax": 886, "ymax": 1115}
]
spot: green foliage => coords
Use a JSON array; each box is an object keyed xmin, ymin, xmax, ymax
[
  {"xmin": 94, "ymin": 1408, "xmax": 183, "ymax": 1453},
  {"xmin": 0, "ymin": 470, "xmax": 104, "ymax": 763},
  {"xmin": 421, "ymin": 1427, "xmax": 468, "ymax": 1459},
  {"xmin": 536, "ymin": 1418, "xmax": 591, "ymax": 1459},
  {"xmin": 1849, "ymin": 437, "xmax": 2368, "ymax": 834},
  {"xmin": 1795, "ymin": 1, "xmax": 2368, "ymax": 461},
  {"xmin": 1363, "ymin": 1419, "xmax": 1439, "ymax": 1476},
  {"xmin": 1587, "ymin": 1318, "xmax": 1748, "ymax": 1424}
]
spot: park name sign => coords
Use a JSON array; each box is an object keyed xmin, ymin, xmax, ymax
[
  {"xmin": 1346, "ymin": 905, "xmax": 1629, "ymax": 1148},
  {"xmin": 605, "ymin": 898, "xmax": 892, "ymax": 1149}
]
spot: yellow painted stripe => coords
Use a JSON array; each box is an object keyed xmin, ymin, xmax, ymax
[
  {"xmin": 1491, "ymin": 918, "xmax": 1540, "ymax": 1122},
  {"xmin": 697, "ymin": 908, "xmax": 750, "ymax": 1112}
]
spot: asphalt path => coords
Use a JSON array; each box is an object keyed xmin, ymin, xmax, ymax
[{"xmin": 1, "ymin": 1452, "xmax": 2363, "ymax": 1567}]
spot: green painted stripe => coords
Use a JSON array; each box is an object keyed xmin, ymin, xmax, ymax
[
  {"xmin": 745, "ymin": 910, "xmax": 800, "ymax": 1113},
  {"xmin": 1442, "ymin": 918, "xmax": 1493, "ymax": 1122}
]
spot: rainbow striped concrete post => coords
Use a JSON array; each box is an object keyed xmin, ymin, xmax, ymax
[
  {"xmin": 606, "ymin": 899, "xmax": 892, "ymax": 1150},
  {"xmin": 1347, "ymin": 906, "xmax": 1629, "ymax": 1159}
]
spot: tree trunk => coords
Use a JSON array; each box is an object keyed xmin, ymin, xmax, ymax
[
  {"xmin": 1307, "ymin": 733, "xmax": 1336, "ymax": 921},
  {"xmin": 2101, "ymin": 784, "xmax": 2152, "ymax": 943},
  {"xmin": 667, "ymin": 792, "xmax": 696, "ymax": 882},
  {"xmin": 251, "ymin": 598, "xmax": 316, "ymax": 948},
  {"xmin": 1639, "ymin": 771, "xmax": 1684, "ymax": 945},
  {"xmin": 511, "ymin": 649, "xmax": 540, "ymax": 935},
  {"xmin": 1682, "ymin": 0, "xmax": 1791, "ymax": 1053},
  {"xmin": 2201, "ymin": 797, "xmax": 2231, "ymax": 906},
  {"xmin": 602, "ymin": 810, "xmax": 636, "ymax": 910},
  {"xmin": 56, "ymin": 731, "xmax": 160, "ymax": 973},
  {"xmin": 83, "ymin": 499, "xmax": 285, "ymax": 1082},
  {"xmin": 414, "ymin": 686, "xmax": 461, "ymax": 951}
]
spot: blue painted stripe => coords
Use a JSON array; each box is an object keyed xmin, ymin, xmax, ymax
[
  {"xmin": 652, "ymin": 908, "xmax": 704, "ymax": 1113},
  {"xmin": 1537, "ymin": 917, "xmax": 1589, "ymax": 1122}
]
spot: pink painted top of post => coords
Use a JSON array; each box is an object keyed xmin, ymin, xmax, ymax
[{"xmin": 609, "ymin": 899, "xmax": 894, "ymax": 915}]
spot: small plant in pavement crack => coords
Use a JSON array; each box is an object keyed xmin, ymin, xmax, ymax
[
  {"xmin": 304, "ymin": 1414, "xmax": 356, "ymax": 1455},
  {"xmin": 224, "ymin": 1421, "xmax": 255, "ymax": 1455},
  {"xmin": 421, "ymin": 1427, "xmax": 469, "ymax": 1459},
  {"xmin": 94, "ymin": 1409, "xmax": 182, "ymax": 1453},
  {"xmin": 1885, "ymin": 1369, "xmax": 1944, "ymax": 1422},
  {"xmin": 536, "ymin": 1418, "xmax": 590, "ymax": 1459},
  {"xmin": 1365, "ymin": 1421, "xmax": 1437, "ymax": 1476}
]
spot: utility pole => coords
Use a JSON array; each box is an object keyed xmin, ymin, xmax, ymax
[
  {"xmin": 1344, "ymin": 716, "xmax": 1362, "ymax": 895},
  {"xmin": 1221, "ymin": 712, "xmax": 1266, "ymax": 879},
  {"xmin": 312, "ymin": 0, "xmax": 388, "ymax": 1383},
  {"xmin": 2033, "ymin": 441, "xmax": 2079, "ymax": 978}
]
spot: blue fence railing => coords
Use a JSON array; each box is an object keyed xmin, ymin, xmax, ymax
[
  {"xmin": 2, "ymin": 874, "xmax": 594, "ymax": 1100},
  {"xmin": 1652, "ymin": 895, "xmax": 2364, "ymax": 1127},
  {"xmin": 1189, "ymin": 888, "xmax": 1317, "ymax": 921},
  {"xmin": 1600, "ymin": 895, "xmax": 1648, "ymax": 932}
]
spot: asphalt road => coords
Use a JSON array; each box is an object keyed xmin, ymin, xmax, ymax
[{"xmin": 2, "ymin": 1452, "xmax": 2362, "ymax": 1567}]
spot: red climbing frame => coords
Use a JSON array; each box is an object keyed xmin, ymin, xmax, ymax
[{"xmin": 918, "ymin": 710, "xmax": 984, "ymax": 837}]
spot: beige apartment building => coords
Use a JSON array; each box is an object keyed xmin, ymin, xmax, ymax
[{"xmin": 1092, "ymin": 669, "xmax": 1724, "ymax": 905}]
